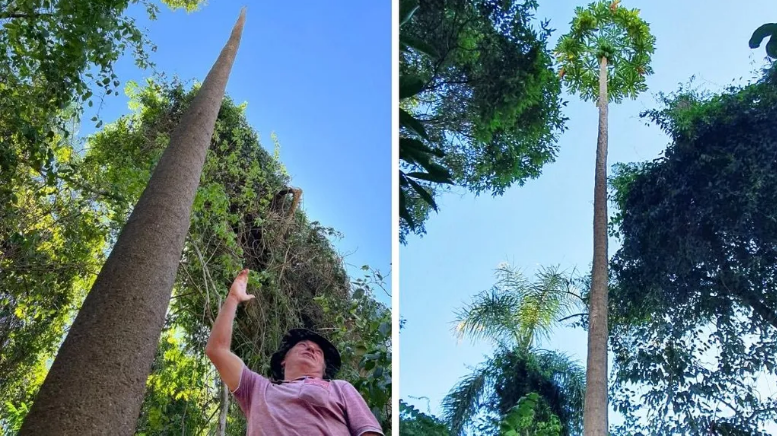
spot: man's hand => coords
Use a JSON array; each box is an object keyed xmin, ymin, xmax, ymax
[
  {"xmin": 206, "ymin": 268, "xmax": 254, "ymax": 392},
  {"xmin": 228, "ymin": 268, "xmax": 255, "ymax": 303}
]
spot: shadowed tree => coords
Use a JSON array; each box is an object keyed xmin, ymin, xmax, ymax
[
  {"xmin": 19, "ymin": 9, "xmax": 246, "ymax": 435},
  {"xmin": 607, "ymin": 65, "xmax": 777, "ymax": 435},
  {"xmin": 750, "ymin": 23, "xmax": 777, "ymax": 58},
  {"xmin": 554, "ymin": 1, "xmax": 654, "ymax": 433},
  {"xmin": 443, "ymin": 348, "xmax": 585, "ymax": 436}
]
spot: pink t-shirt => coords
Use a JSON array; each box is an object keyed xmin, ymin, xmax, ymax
[{"xmin": 232, "ymin": 365, "xmax": 383, "ymax": 436}]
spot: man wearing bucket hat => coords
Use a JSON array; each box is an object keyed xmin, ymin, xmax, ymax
[{"xmin": 206, "ymin": 269, "xmax": 383, "ymax": 436}]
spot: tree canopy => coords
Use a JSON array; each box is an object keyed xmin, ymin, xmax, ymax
[
  {"xmin": 608, "ymin": 64, "xmax": 777, "ymax": 435},
  {"xmin": 0, "ymin": 0, "xmax": 201, "ymax": 207},
  {"xmin": 499, "ymin": 392, "xmax": 564, "ymax": 436},
  {"xmin": 555, "ymin": 0, "xmax": 655, "ymax": 104},
  {"xmin": 442, "ymin": 347, "xmax": 585, "ymax": 436},
  {"xmin": 399, "ymin": 0, "xmax": 566, "ymax": 241}
]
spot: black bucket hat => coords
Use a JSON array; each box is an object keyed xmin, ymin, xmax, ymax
[{"xmin": 270, "ymin": 328, "xmax": 341, "ymax": 381}]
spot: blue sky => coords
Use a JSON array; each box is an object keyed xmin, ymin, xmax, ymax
[
  {"xmin": 399, "ymin": 0, "xmax": 777, "ymax": 430},
  {"xmin": 77, "ymin": 1, "xmax": 391, "ymax": 305}
]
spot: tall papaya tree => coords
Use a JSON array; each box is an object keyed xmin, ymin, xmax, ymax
[
  {"xmin": 19, "ymin": 9, "xmax": 246, "ymax": 435},
  {"xmin": 554, "ymin": 1, "xmax": 654, "ymax": 433}
]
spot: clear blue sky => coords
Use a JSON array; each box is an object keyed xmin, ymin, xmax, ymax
[
  {"xmin": 78, "ymin": 1, "xmax": 391, "ymax": 305},
  {"xmin": 399, "ymin": 0, "xmax": 776, "ymax": 431}
]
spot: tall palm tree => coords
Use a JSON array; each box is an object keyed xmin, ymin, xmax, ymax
[
  {"xmin": 554, "ymin": 2, "xmax": 654, "ymax": 434},
  {"xmin": 443, "ymin": 265, "xmax": 586, "ymax": 435},
  {"xmin": 20, "ymin": 10, "xmax": 246, "ymax": 436}
]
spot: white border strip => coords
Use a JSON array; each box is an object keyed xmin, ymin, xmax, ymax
[{"xmin": 391, "ymin": 0, "xmax": 400, "ymax": 434}]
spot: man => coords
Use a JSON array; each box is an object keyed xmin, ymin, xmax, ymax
[{"xmin": 205, "ymin": 269, "xmax": 383, "ymax": 436}]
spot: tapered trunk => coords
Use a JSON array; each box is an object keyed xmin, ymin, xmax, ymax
[
  {"xmin": 583, "ymin": 56, "xmax": 610, "ymax": 436},
  {"xmin": 20, "ymin": 9, "xmax": 246, "ymax": 436}
]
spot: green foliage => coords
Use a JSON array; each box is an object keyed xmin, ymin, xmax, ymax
[
  {"xmin": 399, "ymin": 0, "xmax": 454, "ymax": 235},
  {"xmin": 750, "ymin": 23, "xmax": 777, "ymax": 58},
  {"xmin": 0, "ymin": 0, "xmax": 204, "ymax": 207},
  {"xmin": 555, "ymin": 0, "xmax": 655, "ymax": 103},
  {"xmin": 444, "ymin": 265, "xmax": 585, "ymax": 435},
  {"xmin": 161, "ymin": 0, "xmax": 205, "ymax": 12},
  {"xmin": 443, "ymin": 347, "xmax": 585, "ymax": 436},
  {"xmin": 2, "ymin": 78, "xmax": 389, "ymax": 435},
  {"xmin": 399, "ymin": 0, "xmax": 566, "ymax": 242},
  {"xmin": 608, "ymin": 66, "xmax": 777, "ymax": 434},
  {"xmin": 0, "ymin": 358, "xmax": 45, "ymax": 435},
  {"xmin": 2, "ymin": 401, "xmax": 29, "ymax": 435},
  {"xmin": 0, "ymin": 122, "xmax": 109, "ymax": 434},
  {"xmin": 314, "ymin": 267, "xmax": 393, "ymax": 432},
  {"xmin": 399, "ymin": 400, "xmax": 451, "ymax": 436},
  {"xmin": 136, "ymin": 329, "xmax": 215, "ymax": 436},
  {"xmin": 500, "ymin": 392, "xmax": 563, "ymax": 436}
]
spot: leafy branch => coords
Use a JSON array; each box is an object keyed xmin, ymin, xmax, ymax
[{"xmin": 399, "ymin": 0, "xmax": 454, "ymax": 231}]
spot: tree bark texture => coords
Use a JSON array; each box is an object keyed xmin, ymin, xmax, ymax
[
  {"xmin": 20, "ymin": 9, "xmax": 246, "ymax": 436},
  {"xmin": 584, "ymin": 56, "xmax": 610, "ymax": 436},
  {"xmin": 217, "ymin": 380, "xmax": 229, "ymax": 436}
]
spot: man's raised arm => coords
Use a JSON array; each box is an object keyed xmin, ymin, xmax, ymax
[{"xmin": 205, "ymin": 269, "xmax": 255, "ymax": 392}]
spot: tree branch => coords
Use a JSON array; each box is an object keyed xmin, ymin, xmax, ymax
[
  {"xmin": 719, "ymin": 271, "xmax": 777, "ymax": 331},
  {"xmin": 58, "ymin": 173, "xmax": 125, "ymax": 203},
  {"xmin": 558, "ymin": 312, "xmax": 587, "ymax": 323},
  {"xmin": 0, "ymin": 12, "xmax": 52, "ymax": 19}
]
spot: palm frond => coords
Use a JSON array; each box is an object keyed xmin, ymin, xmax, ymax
[
  {"xmin": 452, "ymin": 287, "xmax": 521, "ymax": 346},
  {"xmin": 514, "ymin": 265, "xmax": 575, "ymax": 347},
  {"xmin": 454, "ymin": 264, "xmax": 585, "ymax": 349},
  {"xmin": 442, "ymin": 363, "xmax": 493, "ymax": 435},
  {"xmin": 496, "ymin": 264, "xmax": 582, "ymax": 348},
  {"xmin": 534, "ymin": 349, "xmax": 586, "ymax": 434}
]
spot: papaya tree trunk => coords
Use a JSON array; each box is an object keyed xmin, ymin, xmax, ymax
[
  {"xmin": 20, "ymin": 9, "xmax": 246, "ymax": 436},
  {"xmin": 584, "ymin": 55, "xmax": 609, "ymax": 436}
]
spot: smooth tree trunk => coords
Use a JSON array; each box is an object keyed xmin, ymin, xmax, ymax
[
  {"xmin": 218, "ymin": 380, "xmax": 230, "ymax": 435},
  {"xmin": 583, "ymin": 56, "xmax": 610, "ymax": 436},
  {"xmin": 20, "ymin": 9, "xmax": 246, "ymax": 436}
]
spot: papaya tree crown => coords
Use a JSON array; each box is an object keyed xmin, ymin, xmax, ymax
[{"xmin": 555, "ymin": 0, "xmax": 656, "ymax": 104}]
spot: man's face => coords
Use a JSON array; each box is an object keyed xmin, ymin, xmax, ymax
[{"xmin": 281, "ymin": 339, "xmax": 326, "ymax": 378}]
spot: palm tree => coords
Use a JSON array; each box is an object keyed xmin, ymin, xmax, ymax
[
  {"xmin": 20, "ymin": 10, "xmax": 246, "ymax": 435},
  {"xmin": 554, "ymin": 1, "xmax": 654, "ymax": 433},
  {"xmin": 443, "ymin": 265, "xmax": 587, "ymax": 435}
]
